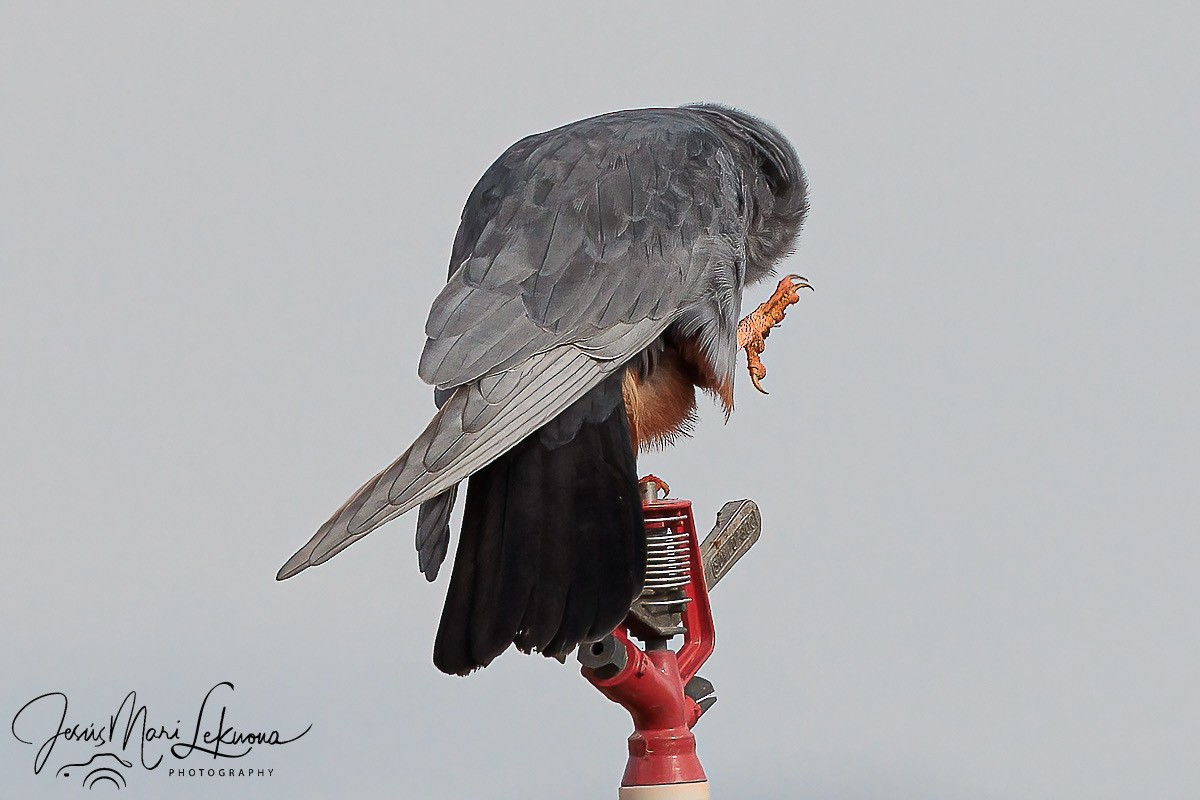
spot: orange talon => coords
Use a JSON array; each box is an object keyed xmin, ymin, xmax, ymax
[
  {"xmin": 638, "ymin": 474, "xmax": 671, "ymax": 501},
  {"xmin": 737, "ymin": 274, "xmax": 812, "ymax": 394}
]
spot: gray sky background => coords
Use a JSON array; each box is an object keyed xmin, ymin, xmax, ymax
[{"xmin": 2, "ymin": 2, "xmax": 1197, "ymax": 798}]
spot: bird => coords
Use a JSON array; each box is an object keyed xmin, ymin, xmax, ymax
[{"xmin": 277, "ymin": 103, "xmax": 810, "ymax": 675}]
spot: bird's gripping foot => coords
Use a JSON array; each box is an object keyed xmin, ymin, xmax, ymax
[
  {"xmin": 638, "ymin": 474, "xmax": 671, "ymax": 502},
  {"xmin": 736, "ymin": 274, "xmax": 812, "ymax": 394}
]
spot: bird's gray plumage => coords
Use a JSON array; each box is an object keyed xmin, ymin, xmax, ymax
[{"xmin": 278, "ymin": 104, "xmax": 807, "ymax": 583}]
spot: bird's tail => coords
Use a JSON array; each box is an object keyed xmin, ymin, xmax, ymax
[{"xmin": 432, "ymin": 379, "xmax": 645, "ymax": 675}]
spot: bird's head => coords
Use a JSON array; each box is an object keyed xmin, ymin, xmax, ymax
[{"xmin": 687, "ymin": 103, "xmax": 809, "ymax": 284}]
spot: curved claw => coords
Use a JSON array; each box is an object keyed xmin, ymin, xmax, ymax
[
  {"xmin": 750, "ymin": 372, "xmax": 769, "ymax": 395},
  {"xmin": 784, "ymin": 274, "xmax": 814, "ymax": 292}
]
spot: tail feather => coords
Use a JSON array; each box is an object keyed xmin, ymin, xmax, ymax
[
  {"xmin": 432, "ymin": 376, "xmax": 644, "ymax": 675},
  {"xmin": 511, "ymin": 451, "xmax": 574, "ymax": 655}
]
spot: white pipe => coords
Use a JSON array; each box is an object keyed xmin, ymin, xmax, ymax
[{"xmin": 619, "ymin": 781, "xmax": 710, "ymax": 799}]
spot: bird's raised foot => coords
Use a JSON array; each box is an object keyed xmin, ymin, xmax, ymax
[{"xmin": 736, "ymin": 274, "xmax": 812, "ymax": 394}]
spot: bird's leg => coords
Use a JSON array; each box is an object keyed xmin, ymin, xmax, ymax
[{"xmin": 737, "ymin": 274, "xmax": 812, "ymax": 394}]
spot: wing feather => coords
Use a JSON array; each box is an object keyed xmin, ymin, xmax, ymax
[
  {"xmin": 418, "ymin": 111, "xmax": 741, "ymax": 393},
  {"xmin": 277, "ymin": 320, "xmax": 664, "ymax": 580}
]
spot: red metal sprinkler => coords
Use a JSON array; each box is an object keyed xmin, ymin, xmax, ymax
[{"xmin": 580, "ymin": 477, "xmax": 762, "ymax": 799}]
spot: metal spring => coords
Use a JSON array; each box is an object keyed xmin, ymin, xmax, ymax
[{"xmin": 639, "ymin": 513, "xmax": 692, "ymax": 607}]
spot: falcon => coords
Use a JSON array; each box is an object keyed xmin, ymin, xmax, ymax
[{"xmin": 278, "ymin": 104, "xmax": 810, "ymax": 675}]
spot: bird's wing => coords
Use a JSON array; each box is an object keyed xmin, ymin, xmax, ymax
[
  {"xmin": 419, "ymin": 109, "xmax": 747, "ymax": 390},
  {"xmin": 278, "ymin": 109, "xmax": 745, "ymax": 581}
]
